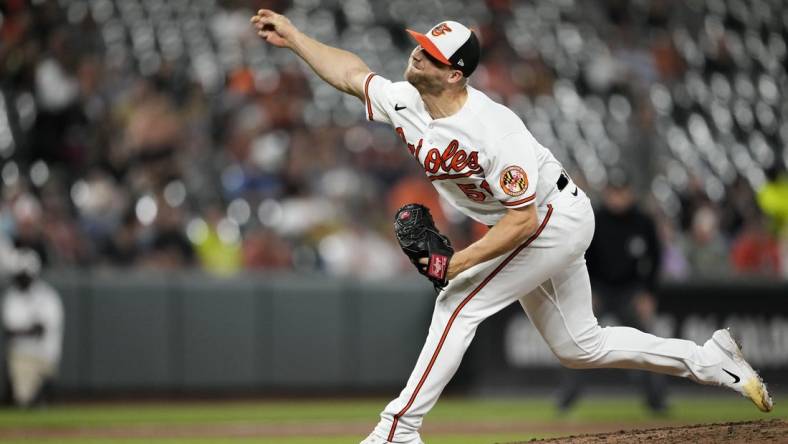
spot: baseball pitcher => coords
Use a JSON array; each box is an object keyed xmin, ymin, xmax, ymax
[{"xmin": 251, "ymin": 10, "xmax": 772, "ymax": 444}]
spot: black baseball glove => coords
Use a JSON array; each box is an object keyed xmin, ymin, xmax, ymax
[{"xmin": 393, "ymin": 203, "xmax": 454, "ymax": 290}]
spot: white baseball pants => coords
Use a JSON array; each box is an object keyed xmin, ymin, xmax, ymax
[
  {"xmin": 374, "ymin": 188, "xmax": 726, "ymax": 443},
  {"xmin": 7, "ymin": 350, "xmax": 55, "ymax": 407}
]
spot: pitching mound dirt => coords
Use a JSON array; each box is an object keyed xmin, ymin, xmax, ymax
[{"xmin": 510, "ymin": 419, "xmax": 788, "ymax": 444}]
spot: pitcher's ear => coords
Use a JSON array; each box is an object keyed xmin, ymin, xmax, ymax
[{"xmin": 447, "ymin": 69, "xmax": 465, "ymax": 85}]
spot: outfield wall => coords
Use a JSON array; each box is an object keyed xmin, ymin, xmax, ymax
[{"xmin": 1, "ymin": 271, "xmax": 786, "ymax": 399}]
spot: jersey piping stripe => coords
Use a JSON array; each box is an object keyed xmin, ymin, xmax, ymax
[
  {"xmin": 364, "ymin": 73, "xmax": 376, "ymax": 121},
  {"xmin": 427, "ymin": 171, "xmax": 478, "ymax": 181},
  {"xmin": 501, "ymin": 194, "xmax": 535, "ymax": 207},
  {"xmin": 387, "ymin": 204, "xmax": 554, "ymax": 442}
]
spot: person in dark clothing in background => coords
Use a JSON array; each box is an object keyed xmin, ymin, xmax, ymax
[{"xmin": 556, "ymin": 169, "xmax": 666, "ymax": 414}]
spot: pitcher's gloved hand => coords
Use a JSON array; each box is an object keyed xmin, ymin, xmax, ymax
[{"xmin": 393, "ymin": 203, "xmax": 454, "ymax": 291}]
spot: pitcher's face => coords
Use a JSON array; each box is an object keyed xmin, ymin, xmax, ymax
[{"xmin": 405, "ymin": 46, "xmax": 450, "ymax": 94}]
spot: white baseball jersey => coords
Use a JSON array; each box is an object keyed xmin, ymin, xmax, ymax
[
  {"xmin": 363, "ymin": 72, "xmax": 563, "ymax": 226},
  {"xmin": 2, "ymin": 280, "xmax": 64, "ymax": 364}
]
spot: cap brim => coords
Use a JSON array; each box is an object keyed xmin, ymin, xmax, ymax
[{"xmin": 406, "ymin": 29, "xmax": 452, "ymax": 65}]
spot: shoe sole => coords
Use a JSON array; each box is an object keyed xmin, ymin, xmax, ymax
[{"xmin": 713, "ymin": 329, "xmax": 773, "ymax": 413}]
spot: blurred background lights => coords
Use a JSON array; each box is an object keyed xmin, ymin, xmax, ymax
[
  {"xmin": 90, "ymin": 0, "xmax": 114, "ymax": 23},
  {"xmin": 258, "ymin": 199, "xmax": 283, "ymax": 227},
  {"xmin": 163, "ymin": 180, "xmax": 186, "ymax": 207},
  {"xmin": 29, "ymin": 160, "xmax": 49, "ymax": 187},
  {"xmin": 251, "ymin": 131, "xmax": 289, "ymax": 172},
  {"xmin": 608, "ymin": 95, "xmax": 632, "ymax": 122},
  {"xmin": 227, "ymin": 198, "xmax": 251, "ymax": 225},
  {"xmin": 0, "ymin": 93, "xmax": 15, "ymax": 157},
  {"xmin": 70, "ymin": 180, "xmax": 90, "ymax": 208},
  {"xmin": 221, "ymin": 164, "xmax": 245, "ymax": 194},
  {"xmin": 216, "ymin": 218, "xmax": 240, "ymax": 244},
  {"xmin": 758, "ymin": 75, "xmax": 778, "ymax": 105},
  {"xmin": 14, "ymin": 92, "xmax": 36, "ymax": 131},
  {"xmin": 2, "ymin": 161, "xmax": 19, "ymax": 186},
  {"xmin": 0, "ymin": 0, "xmax": 784, "ymax": 284},
  {"xmin": 135, "ymin": 195, "xmax": 158, "ymax": 226},
  {"xmin": 67, "ymin": 1, "xmax": 88, "ymax": 24},
  {"xmin": 344, "ymin": 126, "xmax": 373, "ymax": 153},
  {"xmin": 186, "ymin": 218, "xmax": 209, "ymax": 244}
]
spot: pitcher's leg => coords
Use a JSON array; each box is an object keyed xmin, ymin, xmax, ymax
[
  {"xmin": 521, "ymin": 256, "xmax": 724, "ymax": 384},
  {"xmin": 372, "ymin": 291, "xmax": 464, "ymax": 442},
  {"xmin": 372, "ymin": 274, "xmax": 521, "ymax": 442}
]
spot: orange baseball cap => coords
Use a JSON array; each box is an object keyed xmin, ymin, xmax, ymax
[{"xmin": 406, "ymin": 21, "xmax": 480, "ymax": 77}]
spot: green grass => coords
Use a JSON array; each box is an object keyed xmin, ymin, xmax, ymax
[
  {"xmin": 0, "ymin": 436, "xmax": 553, "ymax": 444},
  {"xmin": 0, "ymin": 395, "xmax": 782, "ymax": 443},
  {"xmin": 0, "ymin": 400, "xmax": 381, "ymax": 427},
  {"xmin": 0, "ymin": 439, "xmax": 367, "ymax": 444}
]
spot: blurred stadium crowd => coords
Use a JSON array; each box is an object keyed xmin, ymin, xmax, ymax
[{"xmin": 0, "ymin": 0, "xmax": 786, "ymax": 279}]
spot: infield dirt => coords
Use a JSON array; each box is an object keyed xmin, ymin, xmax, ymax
[{"xmin": 515, "ymin": 419, "xmax": 788, "ymax": 443}]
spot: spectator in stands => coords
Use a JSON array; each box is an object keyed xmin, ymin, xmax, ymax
[
  {"xmin": 656, "ymin": 214, "xmax": 689, "ymax": 280},
  {"xmin": 557, "ymin": 169, "xmax": 667, "ymax": 414},
  {"xmin": 38, "ymin": 179, "xmax": 91, "ymax": 266},
  {"xmin": 2, "ymin": 249, "xmax": 63, "ymax": 408},
  {"xmin": 30, "ymin": 27, "xmax": 87, "ymax": 169},
  {"xmin": 242, "ymin": 227, "xmax": 292, "ymax": 270},
  {"xmin": 317, "ymin": 221, "xmax": 402, "ymax": 280},
  {"xmin": 757, "ymin": 164, "xmax": 788, "ymax": 278},
  {"xmin": 0, "ymin": 0, "xmax": 785, "ymax": 282},
  {"xmin": 730, "ymin": 212, "xmax": 781, "ymax": 277},
  {"xmin": 9, "ymin": 193, "xmax": 49, "ymax": 266},
  {"xmin": 191, "ymin": 205, "xmax": 242, "ymax": 276},
  {"xmin": 757, "ymin": 164, "xmax": 788, "ymax": 237},
  {"xmin": 682, "ymin": 204, "xmax": 729, "ymax": 278},
  {"xmin": 101, "ymin": 210, "xmax": 141, "ymax": 267},
  {"xmin": 720, "ymin": 176, "xmax": 759, "ymax": 238},
  {"xmin": 141, "ymin": 200, "xmax": 195, "ymax": 269}
]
